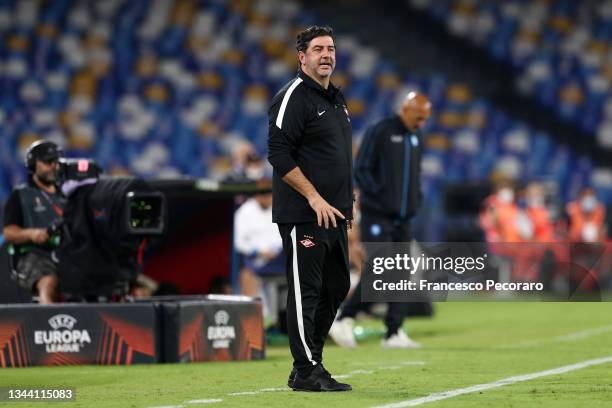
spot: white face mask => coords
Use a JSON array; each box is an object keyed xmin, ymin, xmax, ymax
[
  {"xmin": 581, "ymin": 195, "xmax": 597, "ymax": 212},
  {"xmin": 497, "ymin": 188, "xmax": 514, "ymax": 204}
]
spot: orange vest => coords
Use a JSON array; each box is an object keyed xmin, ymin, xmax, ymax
[
  {"xmin": 480, "ymin": 195, "xmax": 523, "ymax": 242},
  {"xmin": 526, "ymin": 206, "xmax": 555, "ymax": 242},
  {"xmin": 566, "ymin": 201, "xmax": 606, "ymax": 242}
]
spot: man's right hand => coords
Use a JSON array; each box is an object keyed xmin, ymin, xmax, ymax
[
  {"xmin": 30, "ymin": 229, "xmax": 49, "ymax": 244},
  {"xmin": 308, "ymin": 194, "xmax": 345, "ymax": 229},
  {"xmin": 280, "ymin": 167, "xmax": 346, "ymax": 229}
]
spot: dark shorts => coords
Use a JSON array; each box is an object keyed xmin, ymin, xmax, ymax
[{"xmin": 12, "ymin": 251, "xmax": 58, "ymax": 293}]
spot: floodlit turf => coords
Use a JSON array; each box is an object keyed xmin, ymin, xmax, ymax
[{"xmin": 2, "ymin": 302, "xmax": 612, "ymax": 407}]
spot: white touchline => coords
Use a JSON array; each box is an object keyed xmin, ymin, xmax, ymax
[
  {"xmin": 497, "ymin": 324, "xmax": 612, "ymax": 349},
  {"xmin": 333, "ymin": 369, "xmax": 374, "ymax": 379},
  {"xmin": 147, "ymin": 405, "xmax": 184, "ymax": 408},
  {"xmin": 258, "ymin": 388, "xmax": 291, "ymax": 392},
  {"xmin": 372, "ymin": 355, "xmax": 612, "ymax": 408},
  {"xmin": 228, "ymin": 392, "xmax": 259, "ymax": 396},
  {"xmin": 556, "ymin": 324, "xmax": 612, "ymax": 341},
  {"xmin": 148, "ymin": 361, "xmax": 427, "ymax": 406},
  {"xmin": 227, "ymin": 388, "xmax": 292, "ymax": 396},
  {"xmin": 352, "ymin": 361, "xmax": 426, "ymax": 366},
  {"xmin": 184, "ymin": 399, "xmax": 223, "ymax": 404},
  {"xmin": 227, "ymin": 363, "xmax": 426, "ymax": 396}
]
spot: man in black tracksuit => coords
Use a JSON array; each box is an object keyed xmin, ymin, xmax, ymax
[
  {"xmin": 267, "ymin": 26, "xmax": 353, "ymax": 392},
  {"xmin": 330, "ymin": 92, "xmax": 432, "ymax": 348}
]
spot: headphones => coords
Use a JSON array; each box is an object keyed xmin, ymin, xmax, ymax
[{"xmin": 25, "ymin": 140, "xmax": 62, "ymax": 172}]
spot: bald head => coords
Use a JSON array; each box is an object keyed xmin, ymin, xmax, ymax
[{"xmin": 399, "ymin": 92, "xmax": 432, "ymax": 131}]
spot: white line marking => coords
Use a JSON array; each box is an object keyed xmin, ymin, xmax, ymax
[
  {"xmin": 556, "ymin": 325, "xmax": 612, "ymax": 341},
  {"xmin": 229, "ymin": 389, "xmax": 290, "ymax": 396},
  {"xmin": 228, "ymin": 392, "xmax": 259, "ymax": 396},
  {"xmin": 184, "ymin": 399, "xmax": 223, "ymax": 404},
  {"xmin": 352, "ymin": 361, "xmax": 426, "ymax": 366},
  {"xmin": 346, "ymin": 369, "xmax": 375, "ymax": 375},
  {"xmin": 258, "ymin": 388, "xmax": 290, "ymax": 392},
  {"xmin": 226, "ymin": 363, "xmax": 425, "ymax": 396},
  {"xmin": 151, "ymin": 362, "xmax": 425, "ymax": 405},
  {"xmin": 372, "ymin": 355, "xmax": 612, "ymax": 408},
  {"xmin": 147, "ymin": 406, "xmax": 184, "ymax": 408},
  {"xmin": 497, "ymin": 324, "xmax": 612, "ymax": 349},
  {"xmin": 333, "ymin": 369, "xmax": 374, "ymax": 379}
]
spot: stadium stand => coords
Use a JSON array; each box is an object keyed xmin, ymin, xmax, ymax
[
  {"xmin": 408, "ymin": 0, "xmax": 612, "ymax": 146},
  {"xmin": 0, "ymin": 0, "xmax": 610, "ymax": 244}
]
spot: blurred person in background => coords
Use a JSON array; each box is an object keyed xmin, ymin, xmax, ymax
[
  {"xmin": 3, "ymin": 140, "xmax": 65, "ymax": 304},
  {"xmin": 330, "ymin": 92, "xmax": 432, "ymax": 349},
  {"xmin": 130, "ymin": 273, "xmax": 159, "ymax": 298},
  {"xmin": 346, "ymin": 201, "xmax": 366, "ymax": 299},
  {"xmin": 523, "ymin": 182, "xmax": 556, "ymax": 242},
  {"xmin": 521, "ymin": 182, "xmax": 570, "ymax": 285},
  {"xmin": 480, "ymin": 180, "xmax": 538, "ymax": 282},
  {"xmin": 480, "ymin": 180, "xmax": 526, "ymax": 243},
  {"xmin": 565, "ymin": 187, "xmax": 611, "ymax": 293},
  {"xmin": 224, "ymin": 141, "xmax": 267, "ymax": 184},
  {"xmin": 481, "ymin": 180, "xmax": 576, "ymax": 283},
  {"xmin": 234, "ymin": 189, "xmax": 285, "ymax": 325},
  {"xmin": 567, "ymin": 187, "xmax": 607, "ymax": 243}
]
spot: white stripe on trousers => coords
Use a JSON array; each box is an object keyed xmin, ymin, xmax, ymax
[{"xmin": 290, "ymin": 226, "xmax": 316, "ymax": 365}]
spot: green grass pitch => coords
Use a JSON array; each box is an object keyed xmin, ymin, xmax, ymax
[{"xmin": 1, "ymin": 302, "xmax": 611, "ymax": 407}]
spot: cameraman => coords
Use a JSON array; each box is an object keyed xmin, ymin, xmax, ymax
[{"xmin": 3, "ymin": 140, "xmax": 65, "ymax": 304}]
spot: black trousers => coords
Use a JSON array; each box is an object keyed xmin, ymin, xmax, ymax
[
  {"xmin": 278, "ymin": 222, "xmax": 350, "ymax": 376},
  {"xmin": 339, "ymin": 211, "xmax": 413, "ymax": 337}
]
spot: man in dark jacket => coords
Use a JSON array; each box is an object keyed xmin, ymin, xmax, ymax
[
  {"xmin": 3, "ymin": 140, "xmax": 65, "ymax": 304},
  {"xmin": 268, "ymin": 25, "xmax": 353, "ymax": 392},
  {"xmin": 329, "ymin": 92, "xmax": 432, "ymax": 348}
]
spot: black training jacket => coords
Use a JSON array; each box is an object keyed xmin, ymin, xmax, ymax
[
  {"xmin": 355, "ymin": 115, "xmax": 423, "ymax": 220},
  {"xmin": 268, "ymin": 69, "xmax": 353, "ymax": 224}
]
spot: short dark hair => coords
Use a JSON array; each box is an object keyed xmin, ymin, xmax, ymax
[{"xmin": 296, "ymin": 26, "xmax": 335, "ymax": 52}]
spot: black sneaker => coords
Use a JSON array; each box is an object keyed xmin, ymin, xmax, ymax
[
  {"xmin": 288, "ymin": 368, "xmax": 297, "ymax": 388},
  {"xmin": 319, "ymin": 364, "xmax": 353, "ymax": 391},
  {"xmin": 291, "ymin": 365, "xmax": 352, "ymax": 392}
]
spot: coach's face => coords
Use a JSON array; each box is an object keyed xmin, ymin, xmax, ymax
[{"xmin": 299, "ymin": 35, "xmax": 336, "ymax": 81}]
